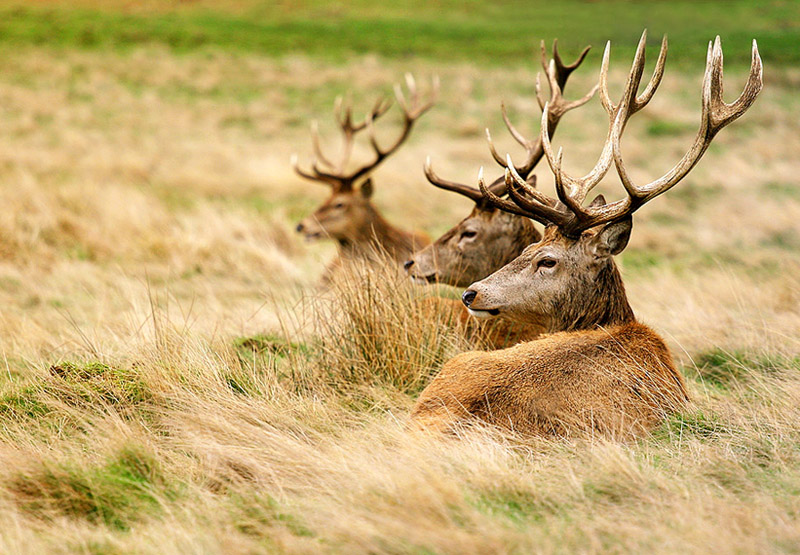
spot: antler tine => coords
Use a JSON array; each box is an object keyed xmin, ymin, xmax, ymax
[
  {"xmin": 479, "ymin": 164, "xmax": 569, "ymax": 226},
  {"xmin": 505, "ymin": 154, "xmax": 562, "ymax": 210},
  {"xmin": 708, "ymin": 37, "xmax": 763, "ymax": 129},
  {"xmin": 610, "ymin": 36, "xmax": 762, "ymax": 207},
  {"xmin": 635, "ymin": 34, "xmax": 669, "ymax": 110},
  {"xmin": 552, "ymin": 39, "xmax": 593, "ymax": 90},
  {"xmin": 541, "ymin": 34, "xmax": 662, "ymax": 211},
  {"xmin": 541, "ymin": 97, "xmax": 615, "ymax": 210},
  {"xmin": 537, "ymin": 35, "xmax": 659, "ymax": 231},
  {"xmin": 493, "ymin": 43, "xmax": 598, "ymax": 178},
  {"xmin": 310, "ymin": 120, "xmax": 337, "ymax": 170},
  {"xmin": 621, "ymin": 30, "xmax": 669, "ymax": 117},
  {"xmin": 485, "ymin": 101, "xmax": 534, "ymax": 167},
  {"xmin": 291, "ymin": 154, "xmax": 341, "ymax": 189},
  {"xmin": 424, "ymin": 156, "xmax": 487, "ymax": 202},
  {"xmin": 478, "ymin": 167, "xmax": 540, "ymax": 219},
  {"xmin": 348, "ymin": 75, "xmax": 438, "ymax": 184},
  {"xmin": 539, "ymin": 35, "xmax": 762, "ymax": 237}
]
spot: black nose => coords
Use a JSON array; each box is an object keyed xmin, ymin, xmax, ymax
[
  {"xmin": 462, "ymin": 289, "xmax": 477, "ymax": 307},
  {"xmin": 296, "ymin": 223, "xmax": 304, "ymax": 233},
  {"xmin": 403, "ymin": 260, "xmax": 414, "ymax": 271}
]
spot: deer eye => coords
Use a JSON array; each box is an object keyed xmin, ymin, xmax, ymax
[
  {"xmin": 537, "ymin": 258, "xmax": 556, "ymax": 269},
  {"xmin": 333, "ymin": 202, "xmax": 345, "ymax": 209},
  {"xmin": 460, "ymin": 230, "xmax": 477, "ymax": 240}
]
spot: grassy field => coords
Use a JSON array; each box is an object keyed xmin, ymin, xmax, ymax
[
  {"xmin": 0, "ymin": 1, "xmax": 799, "ymax": 553},
  {"xmin": 0, "ymin": 0, "xmax": 799, "ymax": 67}
]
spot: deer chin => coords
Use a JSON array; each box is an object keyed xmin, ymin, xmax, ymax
[{"xmin": 467, "ymin": 307, "xmax": 501, "ymax": 319}]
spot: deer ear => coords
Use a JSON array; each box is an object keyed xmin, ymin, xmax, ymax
[
  {"xmin": 590, "ymin": 217, "xmax": 632, "ymax": 258},
  {"xmin": 359, "ymin": 178, "xmax": 374, "ymax": 198},
  {"xmin": 588, "ymin": 194, "xmax": 606, "ymax": 208}
]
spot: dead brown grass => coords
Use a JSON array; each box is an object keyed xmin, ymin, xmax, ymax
[{"xmin": 0, "ymin": 45, "xmax": 798, "ymax": 553}]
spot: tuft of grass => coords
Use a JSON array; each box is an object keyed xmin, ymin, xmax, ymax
[
  {"xmin": 313, "ymin": 258, "xmax": 469, "ymax": 395},
  {"xmin": 0, "ymin": 361, "xmax": 152, "ymax": 432},
  {"xmin": 228, "ymin": 333, "xmax": 312, "ymax": 395},
  {"xmin": 48, "ymin": 361, "xmax": 152, "ymax": 408}
]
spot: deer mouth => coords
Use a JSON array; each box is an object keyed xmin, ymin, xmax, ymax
[
  {"xmin": 302, "ymin": 231, "xmax": 324, "ymax": 242},
  {"xmin": 410, "ymin": 272, "xmax": 438, "ymax": 285},
  {"xmin": 467, "ymin": 307, "xmax": 501, "ymax": 318}
]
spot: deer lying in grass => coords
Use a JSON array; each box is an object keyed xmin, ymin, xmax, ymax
[
  {"xmin": 406, "ymin": 42, "xmax": 598, "ymax": 347},
  {"xmin": 411, "ymin": 33, "xmax": 763, "ymax": 438},
  {"xmin": 293, "ymin": 75, "xmax": 437, "ymax": 281}
]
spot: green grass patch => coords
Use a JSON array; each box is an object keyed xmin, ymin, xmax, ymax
[
  {"xmin": 620, "ymin": 248, "xmax": 664, "ymax": 274},
  {"xmin": 0, "ymin": 386, "xmax": 51, "ymax": 419},
  {"xmin": 689, "ymin": 348, "xmax": 799, "ymax": 390},
  {"xmin": 646, "ymin": 119, "xmax": 696, "ymax": 137},
  {"xmin": 470, "ymin": 489, "xmax": 549, "ymax": 525},
  {"xmin": 48, "ymin": 361, "xmax": 152, "ymax": 407},
  {"xmin": 230, "ymin": 493, "xmax": 315, "ymax": 539},
  {"xmin": 763, "ymin": 181, "xmax": 800, "ymax": 199},
  {"xmin": 229, "ymin": 333, "xmax": 313, "ymax": 395},
  {"xmin": 654, "ymin": 409, "xmax": 728, "ymax": 441},
  {"xmin": 0, "ymin": 361, "xmax": 152, "ymax": 427},
  {"xmin": 761, "ymin": 230, "xmax": 800, "ymax": 251},
  {"xmin": 0, "ymin": 2, "xmax": 796, "ymax": 68},
  {"xmin": 11, "ymin": 444, "xmax": 173, "ymax": 530}
]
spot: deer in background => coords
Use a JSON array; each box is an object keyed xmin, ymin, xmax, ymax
[
  {"xmin": 411, "ymin": 33, "xmax": 763, "ymax": 438},
  {"xmin": 406, "ymin": 41, "xmax": 598, "ymax": 347},
  {"xmin": 293, "ymin": 75, "xmax": 437, "ymax": 281},
  {"xmin": 407, "ymin": 41, "xmax": 597, "ymax": 289}
]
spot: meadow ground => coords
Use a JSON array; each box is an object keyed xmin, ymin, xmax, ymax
[{"xmin": 0, "ymin": 1, "xmax": 800, "ymax": 553}]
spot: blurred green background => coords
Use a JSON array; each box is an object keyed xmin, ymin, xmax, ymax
[{"xmin": 0, "ymin": 0, "xmax": 796, "ymax": 68}]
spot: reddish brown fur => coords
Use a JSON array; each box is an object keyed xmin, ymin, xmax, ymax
[
  {"xmin": 411, "ymin": 322, "xmax": 688, "ymax": 438},
  {"xmin": 298, "ymin": 182, "xmax": 429, "ymax": 281},
  {"xmin": 411, "ymin": 223, "xmax": 689, "ymax": 439},
  {"xmin": 407, "ymin": 205, "xmax": 540, "ymax": 289}
]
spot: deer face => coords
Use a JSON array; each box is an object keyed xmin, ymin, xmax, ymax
[
  {"xmin": 406, "ymin": 206, "xmax": 539, "ymax": 288},
  {"xmin": 462, "ymin": 219, "xmax": 631, "ymax": 327},
  {"xmin": 296, "ymin": 180, "xmax": 375, "ymax": 242}
]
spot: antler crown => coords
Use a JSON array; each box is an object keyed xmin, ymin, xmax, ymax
[
  {"xmin": 292, "ymin": 74, "xmax": 439, "ymax": 192},
  {"xmin": 480, "ymin": 31, "xmax": 763, "ymax": 238}
]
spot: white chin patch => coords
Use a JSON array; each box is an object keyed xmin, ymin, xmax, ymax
[{"xmin": 467, "ymin": 308, "xmax": 496, "ymax": 319}]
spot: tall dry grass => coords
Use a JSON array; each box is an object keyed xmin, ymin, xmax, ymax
[{"xmin": 0, "ymin": 44, "xmax": 797, "ymax": 552}]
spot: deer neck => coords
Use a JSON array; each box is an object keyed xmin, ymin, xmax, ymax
[
  {"xmin": 552, "ymin": 260, "xmax": 635, "ymax": 333},
  {"xmin": 336, "ymin": 206, "xmax": 398, "ymax": 254}
]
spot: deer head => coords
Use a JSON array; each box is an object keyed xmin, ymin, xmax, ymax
[
  {"xmin": 405, "ymin": 41, "xmax": 598, "ymax": 287},
  {"xmin": 462, "ymin": 33, "xmax": 763, "ymax": 331},
  {"xmin": 293, "ymin": 75, "xmax": 438, "ymax": 244}
]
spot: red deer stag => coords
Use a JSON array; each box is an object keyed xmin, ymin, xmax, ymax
[
  {"xmin": 293, "ymin": 75, "xmax": 437, "ymax": 281},
  {"xmin": 408, "ymin": 42, "xmax": 598, "ymax": 348},
  {"xmin": 407, "ymin": 41, "xmax": 597, "ymax": 289},
  {"xmin": 411, "ymin": 33, "xmax": 762, "ymax": 438}
]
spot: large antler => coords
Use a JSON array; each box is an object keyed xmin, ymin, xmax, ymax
[
  {"xmin": 425, "ymin": 40, "xmax": 598, "ymax": 204},
  {"xmin": 482, "ymin": 31, "xmax": 763, "ymax": 238},
  {"xmin": 292, "ymin": 74, "xmax": 438, "ymax": 191}
]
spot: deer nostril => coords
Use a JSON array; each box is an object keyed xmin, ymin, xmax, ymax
[
  {"xmin": 403, "ymin": 260, "xmax": 414, "ymax": 271},
  {"xmin": 296, "ymin": 223, "xmax": 304, "ymax": 233},
  {"xmin": 462, "ymin": 289, "xmax": 477, "ymax": 307}
]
